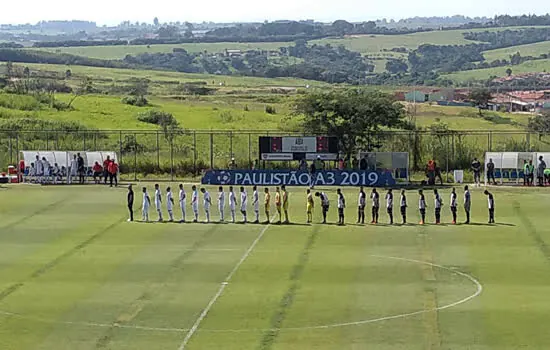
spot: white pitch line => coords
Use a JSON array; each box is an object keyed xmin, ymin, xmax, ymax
[{"xmin": 176, "ymin": 219, "xmax": 275, "ymax": 350}]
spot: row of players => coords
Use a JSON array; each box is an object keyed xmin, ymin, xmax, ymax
[
  {"xmin": 25, "ymin": 154, "xmax": 119, "ymax": 185},
  {"xmin": 127, "ymin": 185, "xmax": 496, "ymax": 225}
]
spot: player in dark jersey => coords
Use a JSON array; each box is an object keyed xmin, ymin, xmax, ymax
[
  {"xmin": 400, "ymin": 190, "xmax": 407, "ymax": 224},
  {"xmin": 484, "ymin": 190, "xmax": 495, "ymax": 224},
  {"xmin": 418, "ymin": 189, "xmax": 426, "ymax": 225},
  {"xmin": 127, "ymin": 184, "xmax": 134, "ymax": 222}
]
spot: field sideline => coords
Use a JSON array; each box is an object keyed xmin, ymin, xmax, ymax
[{"xmin": 1, "ymin": 184, "xmax": 550, "ymax": 349}]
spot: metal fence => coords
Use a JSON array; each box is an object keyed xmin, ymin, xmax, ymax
[{"xmin": 1, "ymin": 129, "xmax": 550, "ymax": 180}]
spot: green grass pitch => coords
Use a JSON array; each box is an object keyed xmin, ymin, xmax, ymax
[{"xmin": 1, "ymin": 184, "xmax": 550, "ymax": 349}]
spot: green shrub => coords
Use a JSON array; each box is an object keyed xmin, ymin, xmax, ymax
[
  {"xmin": 137, "ymin": 109, "xmax": 177, "ymax": 126},
  {"xmin": 122, "ymin": 96, "xmax": 149, "ymax": 107},
  {"xmin": 265, "ymin": 105, "xmax": 277, "ymax": 114},
  {"xmin": 0, "ymin": 93, "xmax": 41, "ymax": 111}
]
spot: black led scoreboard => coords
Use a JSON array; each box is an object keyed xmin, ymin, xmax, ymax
[{"xmin": 259, "ymin": 136, "xmax": 339, "ymax": 161}]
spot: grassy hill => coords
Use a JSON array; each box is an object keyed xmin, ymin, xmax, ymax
[
  {"xmin": 31, "ymin": 42, "xmax": 292, "ymax": 60},
  {"xmin": 483, "ymin": 41, "xmax": 550, "ymax": 61},
  {"xmin": 444, "ymin": 59, "xmax": 550, "ymax": 83}
]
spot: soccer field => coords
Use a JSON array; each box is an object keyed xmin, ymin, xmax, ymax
[{"xmin": 1, "ymin": 184, "xmax": 550, "ymax": 349}]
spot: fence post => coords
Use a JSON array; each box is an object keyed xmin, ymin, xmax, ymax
[
  {"xmin": 119, "ymin": 131, "xmax": 123, "ymax": 163},
  {"xmin": 170, "ymin": 139, "xmax": 174, "ymax": 181},
  {"xmin": 248, "ymin": 133, "xmax": 251, "ymax": 169},
  {"xmin": 46, "ymin": 130, "xmax": 49, "ymax": 150},
  {"xmin": 526, "ymin": 132, "xmax": 530, "ymax": 151},
  {"xmin": 193, "ymin": 131, "xmax": 197, "ymax": 175},
  {"xmin": 83, "ymin": 132, "xmax": 86, "ymax": 151},
  {"xmin": 55, "ymin": 131, "xmax": 59, "ymax": 149},
  {"xmin": 445, "ymin": 133, "xmax": 449, "ymax": 183},
  {"xmin": 487, "ymin": 132, "xmax": 491, "ymax": 152},
  {"xmin": 156, "ymin": 130, "xmax": 160, "ymax": 170},
  {"xmin": 134, "ymin": 133, "xmax": 137, "ymax": 181},
  {"xmin": 210, "ymin": 132, "xmax": 214, "ymax": 170},
  {"xmin": 230, "ymin": 131, "xmax": 233, "ymax": 159},
  {"xmin": 15, "ymin": 133, "xmax": 19, "ymax": 163}
]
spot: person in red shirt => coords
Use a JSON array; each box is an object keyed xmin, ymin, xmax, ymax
[
  {"xmin": 108, "ymin": 160, "xmax": 119, "ymax": 187},
  {"xmin": 92, "ymin": 162, "xmax": 103, "ymax": 184},
  {"xmin": 103, "ymin": 156, "xmax": 111, "ymax": 185}
]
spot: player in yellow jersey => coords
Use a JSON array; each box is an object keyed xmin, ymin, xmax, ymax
[
  {"xmin": 275, "ymin": 187, "xmax": 282, "ymax": 224},
  {"xmin": 264, "ymin": 187, "xmax": 271, "ymax": 224},
  {"xmin": 282, "ymin": 185, "xmax": 290, "ymax": 224},
  {"xmin": 306, "ymin": 189, "xmax": 314, "ymax": 223}
]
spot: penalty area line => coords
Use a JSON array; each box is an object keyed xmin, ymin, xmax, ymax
[{"xmin": 177, "ymin": 218, "xmax": 275, "ymax": 350}]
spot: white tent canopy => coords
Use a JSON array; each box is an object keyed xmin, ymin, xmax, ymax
[
  {"xmin": 484, "ymin": 152, "xmax": 534, "ymax": 184},
  {"xmin": 20, "ymin": 151, "xmax": 118, "ymax": 174}
]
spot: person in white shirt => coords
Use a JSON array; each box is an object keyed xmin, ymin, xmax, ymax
[
  {"xmin": 154, "ymin": 184, "xmax": 163, "ymax": 222},
  {"xmin": 42, "ymin": 157, "xmax": 51, "ymax": 184},
  {"xmin": 201, "ymin": 188, "xmax": 212, "ymax": 223},
  {"xmin": 142, "ymin": 187, "xmax": 151, "ymax": 222},
  {"xmin": 68, "ymin": 154, "xmax": 77, "ymax": 184},
  {"xmin": 191, "ymin": 185, "xmax": 199, "ymax": 223},
  {"xmin": 240, "ymin": 186, "xmax": 248, "ymax": 223},
  {"xmin": 229, "ymin": 186, "xmax": 237, "ymax": 223},
  {"xmin": 28, "ymin": 163, "xmax": 36, "ymax": 183},
  {"xmin": 337, "ymin": 188, "xmax": 346, "ymax": 225},
  {"xmin": 450, "ymin": 188, "xmax": 458, "ymax": 224},
  {"xmin": 218, "ymin": 186, "xmax": 225, "ymax": 222},
  {"xmin": 35, "ymin": 155, "xmax": 43, "ymax": 184},
  {"xmin": 371, "ymin": 189, "xmax": 380, "ymax": 224},
  {"xmin": 418, "ymin": 189, "xmax": 427, "ymax": 225},
  {"xmin": 252, "ymin": 185, "xmax": 260, "ymax": 224},
  {"xmin": 434, "ymin": 189, "xmax": 443, "ymax": 224},
  {"xmin": 357, "ymin": 187, "xmax": 366, "ymax": 224},
  {"xmin": 166, "ymin": 187, "xmax": 175, "ymax": 222},
  {"xmin": 315, "ymin": 191, "xmax": 330, "ymax": 224},
  {"xmin": 400, "ymin": 190, "xmax": 407, "ymax": 224},
  {"xmin": 464, "ymin": 185, "xmax": 471, "ymax": 224},
  {"xmin": 385, "ymin": 189, "xmax": 394, "ymax": 225},
  {"xmin": 52, "ymin": 163, "xmax": 61, "ymax": 184},
  {"xmin": 178, "ymin": 184, "xmax": 186, "ymax": 223}
]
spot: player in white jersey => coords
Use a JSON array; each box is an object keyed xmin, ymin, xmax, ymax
[
  {"xmin": 400, "ymin": 190, "xmax": 407, "ymax": 224},
  {"xmin": 35, "ymin": 155, "xmax": 43, "ymax": 183},
  {"xmin": 42, "ymin": 157, "xmax": 51, "ymax": 184},
  {"xmin": 229, "ymin": 186, "xmax": 237, "ymax": 223},
  {"xmin": 315, "ymin": 191, "xmax": 330, "ymax": 224},
  {"xmin": 141, "ymin": 187, "xmax": 151, "ymax": 222},
  {"xmin": 191, "ymin": 185, "xmax": 199, "ymax": 223},
  {"xmin": 201, "ymin": 188, "xmax": 212, "ymax": 223},
  {"xmin": 433, "ymin": 189, "xmax": 443, "ymax": 224},
  {"xmin": 178, "ymin": 184, "xmax": 186, "ymax": 223},
  {"xmin": 154, "ymin": 184, "xmax": 163, "ymax": 222},
  {"xmin": 52, "ymin": 163, "xmax": 61, "ymax": 184},
  {"xmin": 463, "ymin": 185, "xmax": 471, "ymax": 224},
  {"xmin": 385, "ymin": 189, "xmax": 394, "ymax": 225},
  {"xmin": 337, "ymin": 188, "xmax": 346, "ymax": 225},
  {"xmin": 357, "ymin": 187, "xmax": 366, "ymax": 224},
  {"xmin": 450, "ymin": 188, "xmax": 458, "ymax": 224},
  {"xmin": 218, "ymin": 186, "xmax": 225, "ymax": 222},
  {"xmin": 68, "ymin": 154, "xmax": 78, "ymax": 184},
  {"xmin": 418, "ymin": 189, "xmax": 427, "ymax": 225},
  {"xmin": 166, "ymin": 187, "xmax": 175, "ymax": 222},
  {"xmin": 240, "ymin": 186, "xmax": 248, "ymax": 223},
  {"xmin": 28, "ymin": 163, "xmax": 36, "ymax": 183},
  {"xmin": 252, "ymin": 185, "xmax": 260, "ymax": 224}
]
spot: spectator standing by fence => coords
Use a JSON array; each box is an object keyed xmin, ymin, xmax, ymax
[
  {"xmin": 471, "ymin": 158, "xmax": 481, "ymax": 187},
  {"xmin": 103, "ymin": 156, "xmax": 111, "ymax": 184},
  {"xmin": 127, "ymin": 185, "xmax": 134, "ymax": 222},
  {"xmin": 537, "ymin": 156, "xmax": 546, "ymax": 187},
  {"xmin": 108, "ymin": 161, "xmax": 118, "ymax": 187},
  {"xmin": 77, "ymin": 153, "xmax": 85, "ymax": 184},
  {"xmin": 486, "ymin": 158, "xmax": 496, "ymax": 185}
]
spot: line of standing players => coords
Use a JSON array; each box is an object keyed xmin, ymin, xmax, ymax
[{"xmin": 126, "ymin": 184, "xmax": 496, "ymax": 225}]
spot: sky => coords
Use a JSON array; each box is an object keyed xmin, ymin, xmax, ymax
[{"xmin": 1, "ymin": 0, "xmax": 548, "ymax": 25}]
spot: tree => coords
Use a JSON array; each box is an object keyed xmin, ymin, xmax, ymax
[
  {"xmin": 506, "ymin": 67, "xmax": 513, "ymax": 76},
  {"xmin": 385, "ymin": 59, "xmax": 408, "ymax": 74},
  {"xmin": 528, "ymin": 111, "xmax": 550, "ymax": 134},
  {"xmin": 23, "ymin": 66, "xmax": 30, "ymax": 78},
  {"xmin": 129, "ymin": 78, "xmax": 149, "ymax": 99},
  {"xmin": 67, "ymin": 76, "xmax": 93, "ymax": 108},
  {"xmin": 157, "ymin": 25, "xmax": 180, "ymax": 39},
  {"xmin": 65, "ymin": 69, "xmax": 72, "ymax": 79},
  {"xmin": 293, "ymin": 89, "xmax": 405, "ymax": 158},
  {"xmin": 469, "ymin": 88, "xmax": 492, "ymax": 116},
  {"xmin": 5, "ymin": 61, "xmax": 13, "ymax": 78},
  {"xmin": 153, "ymin": 17, "xmax": 159, "ymax": 27}
]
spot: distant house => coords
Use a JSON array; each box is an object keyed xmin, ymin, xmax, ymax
[
  {"xmin": 405, "ymin": 90, "xmax": 429, "ymax": 103},
  {"xmin": 224, "ymin": 49, "xmax": 242, "ymax": 57},
  {"xmin": 393, "ymin": 91, "xmax": 406, "ymax": 101}
]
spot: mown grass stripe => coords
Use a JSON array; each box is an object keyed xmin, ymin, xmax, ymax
[{"xmin": 257, "ymin": 225, "xmax": 320, "ymax": 350}]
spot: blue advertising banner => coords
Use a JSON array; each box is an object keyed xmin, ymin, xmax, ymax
[{"xmin": 201, "ymin": 170, "xmax": 396, "ymax": 187}]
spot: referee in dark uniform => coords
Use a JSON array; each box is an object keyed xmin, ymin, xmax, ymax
[{"xmin": 127, "ymin": 184, "xmax": 134, "ymax": 222}]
